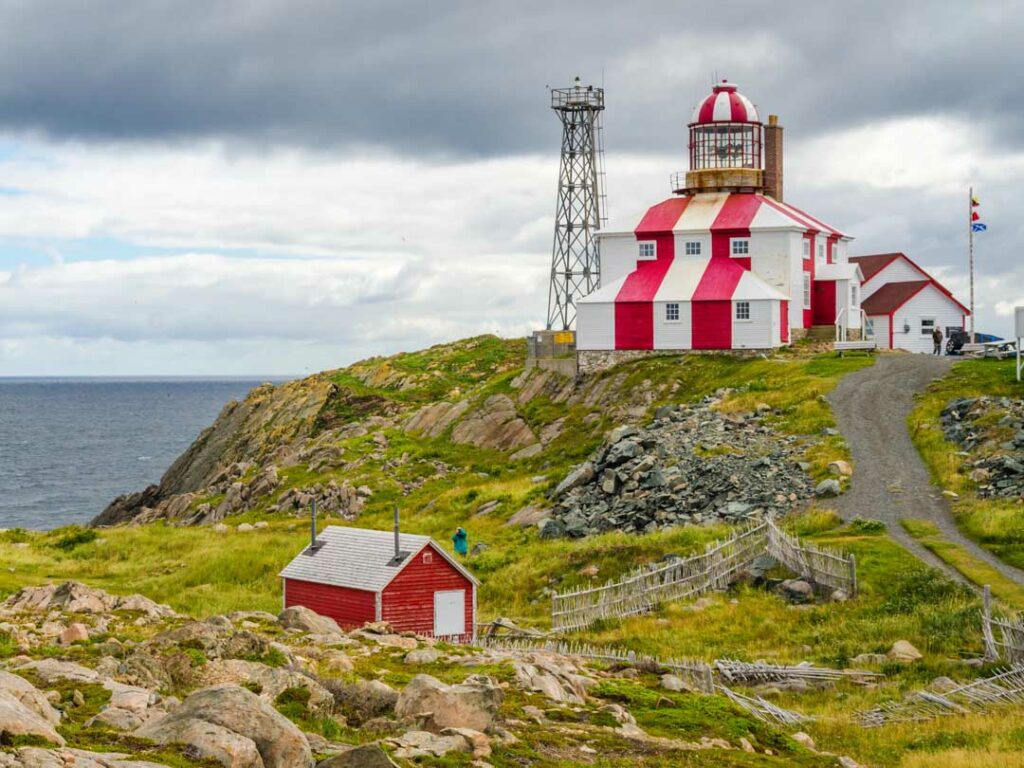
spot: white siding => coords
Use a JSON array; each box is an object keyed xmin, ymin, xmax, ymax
[
  {"xmin": 732, "ymin": 300, "xmax": 776, "ymax": 349},
  {"xmin": 832, "ymin": 240, "xmax": 849, "ymax": 264},
  {"xmin": 749, "ymin": 230, "xmax": 792, "ymax": 296},
  {"xmin": 653, "ymin": 301, "xmax": 692, "ymax": 349},
  {"xmin": 598, "ymin": 232, "xmax": 641, "ymax": 287},
  {"xmin": 772, "ymin": 300, "xmax": 782, "ymax": 345},
  {"xmin": 861, "ymin": 258, "xmax": 927, "ymax": 298},
  {"xmin": 867, "ymin": 314, "xmax": 889, "ymax": 348},
  {"xmin": 576, "ymin": 302, "xmax": 615, "ymax": 350},
  {"xmin": 674, "ymin": 233, "xmax": 711, "ymax": 261},
  {"xmin": 891, "ymin": 285, "xmax": 966, "ymax": 354}
]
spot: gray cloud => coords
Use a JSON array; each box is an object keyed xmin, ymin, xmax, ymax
[{"xmin": 0, "ymin": 1, "xmax": 1019, "ymax": 155}]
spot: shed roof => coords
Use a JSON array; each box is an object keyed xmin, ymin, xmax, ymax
[
  {"xmin": 861, "ymin": 280, "xmax": 931, "ymax": 315},
  {"xmin": 279, "ymin": 526, "xmax": 479, "ymax": 593}
]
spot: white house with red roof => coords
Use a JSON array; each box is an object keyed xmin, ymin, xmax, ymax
[
  {"xmin": 575, "ymin": 81, "xmax": 967, "ymax": 353},
  {"xmin": 852, "ymin": 253, "xmax": 970, "ymax": 353}
]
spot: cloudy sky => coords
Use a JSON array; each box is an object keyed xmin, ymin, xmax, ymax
[{"xmin": 0, "ymin": 0, "xmax": 1020, "ymax": 376}]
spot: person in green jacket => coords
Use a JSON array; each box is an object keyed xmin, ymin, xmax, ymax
[{"xmin": 452, "ymin": 527, "xmax": 468, "ymax": 557}]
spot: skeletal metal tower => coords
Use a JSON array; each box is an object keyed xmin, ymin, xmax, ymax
[{"xmin": 547, "ymin": 79, "xmax": 606, "ymax": 331}]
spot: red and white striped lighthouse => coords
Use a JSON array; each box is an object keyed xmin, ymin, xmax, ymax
[{"xmin": 576, "ymin": 80, "xmax": 860, "ymax": 351}]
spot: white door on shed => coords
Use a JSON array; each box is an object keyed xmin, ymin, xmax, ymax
[{"xmin": 433, "ymin": 590, "xmax": 465, "ymax": 636}]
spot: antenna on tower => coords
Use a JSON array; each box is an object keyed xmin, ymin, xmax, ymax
[{"xmin": 546, "ymin": 77, "xmax": 606, "ymax": 331}]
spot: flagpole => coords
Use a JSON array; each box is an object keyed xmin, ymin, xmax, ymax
[{"xmin": 969, "ymin": 185, "xmax": 975, "ymax": 343}]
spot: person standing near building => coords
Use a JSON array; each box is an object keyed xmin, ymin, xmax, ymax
[
  {"xmin": 452, "ymin": 527, "xmax": 468, "ymax": 557},
  {"xmin": 932, "ymin": 326, "xmax": 944, "ymax": 355}
]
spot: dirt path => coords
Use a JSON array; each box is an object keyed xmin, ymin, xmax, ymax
[{"xmin": 827, "ymin": 354, "xmax": 1024, "ymax": 587}]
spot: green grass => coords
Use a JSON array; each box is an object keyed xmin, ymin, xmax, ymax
[
  {"xmin": 909, "ymin": 357, "xmax": 1024, "ymax": 570},
  {"xmin": 901, "ymin": 519, "xmax": 1024, "ymax": 608}
]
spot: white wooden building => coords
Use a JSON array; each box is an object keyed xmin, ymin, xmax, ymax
[{"xmin": 852, "ymin": 254, "xmax": 969, "ymax": 352}]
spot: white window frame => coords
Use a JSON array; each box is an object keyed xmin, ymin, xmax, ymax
[
  {"xmin": 802, "ymin": 273, "xmax": 811, "ymax": 310},
  {"xmin": 684, "ymin": 241, "xmax": 701, "ymax": 256},
  {"xmin": 665, "ymin": 302, "xmax": 680, "ymax": 323},
  {"xmin": 730, "ymin": 238, "xmax": 750, "ymax": 257},
  {"xmin": 850, "ymin": 284, "xmax": 858, "ymax": 307},
  {"xmin": 802, "ymin": 240, "xmax": 811, "ymax": 258},
  {"xmin": 921, "ymin": 317, "xmax": 936, "ymax": 336},
  {"xmin": 638, "ymin": 241, "xmax": 656, "ymax": 260},
  {"xmin": 865, "ymin": 317, "xmax": 875, "ymax": 337},
  {"xmin": 816, "ymin": 243, "xmax": 825, "ymax": 263},
  {"xmin": 735, "ymin": 301, "xmax": 751, "ymax": 321}
]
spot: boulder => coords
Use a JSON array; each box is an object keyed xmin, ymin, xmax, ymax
[
  {"xmin": 316, "ymin": 744, "xmax": 397, "ymax": 768},
  {"xmin": 538, "ymin": 518, "xmax": 566, "ymax": 540},
  {"xmin": 0, "ymin": 671, "xmax": 61, "ymax": 727},
  {"xmin": 778, "ymin": 579, "xmax": 814, "ymax": 604},
  {"xmin": 394, "ymin": 674, "xmax": 503, "ymax": 732},
  {"xmin": 0, "ymin": 688, "xmax": 65, "ymax": 746},
  {"xmin": 59, "ymin": 622, "xmax": 90, "ymax": 645},
  {"xmin": 815, "ymin": 479, "xmax": 842, "ymax": 497},
  {"xmin": 405, "ymin": 401, "xmax": 471, "ymax": 439},
  {"xmin": 506, "ymin": 504, "xmax": 550, "ymax": 527},
  {"xmin": 200, "ymin": 659, "xmax": 334, "ymax": 713},
  {"xmin": 330, "ymin": 680, "xmax": 398, "ymax": 723},
  {"xmin": 552, "ymin": 462, "xmax": 596, "ymax": 499},
  {"xmin": 659, "ymin": 674, "xmax": 689, "ymax": 692},
  {"xmin": 0, "ymin": 581, "xmax": 176, "ymax": 619},
  {"xmin": 888, "ymin": 640, "xmax": 923, "ymax": 663},
  {"xmin": 792, "ymin": 731, "xmax": 817, "ymax": 751},
  {"xmin": 827, "ymin": 460, "xmax": 853, "ymax": 477},
  {"xmin": 405, "ymin": 648, "xmax": 441, "ymax": 665},
  {"xmin": 136, "ymin": 684, "xmax": 312, "ymax": 768},
  {"xmin": 278, "ymin": 606, "xmax": 343, "ymax": 636}
]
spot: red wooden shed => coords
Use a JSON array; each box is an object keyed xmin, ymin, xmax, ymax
[{"xmin": 279, "ymin": 525, "xmax": 478, "ymax": 643}]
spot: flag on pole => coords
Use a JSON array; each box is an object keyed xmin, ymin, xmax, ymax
[
  {"xmin": 972, "ymin": 193, "xmax": 987, "ymax": 231},
  {"xmin": 973, "ymin": 222, "xmax": 988, "ymax": 232},
  {"xmin": 971, "ymin": 194, "xmax": 980, "ymax": 207},
  {"xmin": 972, "ymin": 211, "xmax": 980, "ymax": 221}
]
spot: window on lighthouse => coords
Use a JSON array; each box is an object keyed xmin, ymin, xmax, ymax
[
  {"xmin": 735, "ymin": 301, "xmax": 751, "ymax": 321},
  {"xmin": 665, "ymin": 303, "xmax": 680, "ymax": 322},
  {"xmin": 817, "ymin": 243, "xmax": 825, "ymax": 263},
  {"xmin": 802, "ymin": 273, "xmax": 811, "ymax": 309},
  {"xmin": 802, "ymin": 240, "xmax": 811, "ymax": 259},
  {"xmin": 638, "ymin": 242, "xmax": 656, "ymax": 260},
  {"xmin": 731, "ymin": 239, "xmax": 749, "ymax": 256},
  {"xmin": 685, "ymin": 241, "xmax": 701, "ymax": 256}
]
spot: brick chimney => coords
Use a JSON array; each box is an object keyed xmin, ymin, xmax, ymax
[{"xmin": 763, "ymin": 114, "xmax": 784, "ymax": 201}]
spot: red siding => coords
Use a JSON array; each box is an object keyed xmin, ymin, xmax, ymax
[
  {"xmin": 691, "ymin": 300, "xmax": 732, "ymax": 349},
  {"xmin": 382, "ymin": 544, "xmax": 474, "ymax": 640},
  {"xmin": 780, "ymin": 300, "xmax": 789, "ymax": 343},
  {"xmin": 284, "ymin": 578, "xmax": 376, "ymax": 630},
  {"xmin": 614, "ymin": 303, "xmax": 653, "ymax": 349},
  {"xmin": 812, "ymin": 280, "xmax": 836, "ymax": 325}
]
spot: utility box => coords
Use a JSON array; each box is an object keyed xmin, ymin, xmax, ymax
[{"xmin": 525, "ymin": 329, "xmax": 578, "ymax": 377}]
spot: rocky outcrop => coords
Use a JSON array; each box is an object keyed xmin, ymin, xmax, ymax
[
  {"xmin": 405, "ymin": 401, "xmax": 471, "ymax": 438},
  {"xmin": 394, "ymin": 674, "xmax": 503, "ymax": 732},
  {"xmin": 136, "ymin": 684, "xmax": 313, "ymax": 768},
  {"xmin": 547, "ymin": 395, "xmax": 814, "ymax": 537},
  {"xmin": 0, "ymin": 672, "xmax": 64, "ymax": 745},
  {"xmin": 0, "ymin": 749, "xmax": 177, "ymax": 767},
  {"xmin": 0, "ymin": 581, "xmax": 177, "ymax": 619},
  {"xmin": 278, "ymin": 605, "xmax": 343, "ymax": 636},
  {"xmin": 93, "ymin": 376, "xmax": 336, "ymax": 526},
  {"xmin": 450, "ymin": 395, "xmax": 537, "ymax": 452},
  {"xmin": 942, "ymin": 396, "xmax": 1024, "ymax": 499}
]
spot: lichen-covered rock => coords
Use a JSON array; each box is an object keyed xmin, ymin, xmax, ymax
[
  {"xmin": 278, "ymin": 605, "xmax": 342, "ymax": 636},
  {"xmin": 394, "ymin": 674, "xmax": 503, "ymax": 732},
  {"xmin": 136, "ymin": 684, "xmax": 312, "ymax": 768},
  {"xmin": 0, "ymin": 582, "xmax": 176, "ymax": 619}
]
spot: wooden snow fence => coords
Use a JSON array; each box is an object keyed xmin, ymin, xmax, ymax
[
  {"xmin": 480, "ymin": 636, "xmax": 715, "ymax": 693},
  {"xmin": 718, "ymin": 685, "xmax": 811, "ymax": 725},
  {"xmin": 715, "ymin": 659, "xmax": 880, "ymax": 686},
  {"xmin": 858, "ymin": 665, "xmax": 1024, "ymax": 727},
  {"xmin": 551, "ymin": 517, "xmax": 857, "ymax": 632},
  {"xmin": 981, "ymin": 585, "xmax": 1024, "ymax": 663}
]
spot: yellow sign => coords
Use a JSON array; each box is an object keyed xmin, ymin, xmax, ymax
[{"xmin": 553, "ymin": 332, "xmax": 575, "ymax": 344}]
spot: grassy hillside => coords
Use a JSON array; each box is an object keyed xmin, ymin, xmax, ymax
[
  {"xmin": 3, "ymin": 341, "xmax": 1022, "ymax": 766},
  {"xmin": 910, "ymin": 357, "xmax": 1024, "ymax": 570}
]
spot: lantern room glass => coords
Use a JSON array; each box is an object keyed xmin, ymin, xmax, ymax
[{"xmin": 689, "ymin": 123, "xmax": 762, "ymax": 170}]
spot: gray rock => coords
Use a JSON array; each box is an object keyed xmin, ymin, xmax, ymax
[
  {"xmin": 317, "ymin": 744, "xmax": 397, "ymax": 768},
  {"xmin": 778, "ymin": 579, "xmax": 814, "ymax": 603},
  {"xmin": 552, "ymin": 462, "xmax": 595, "ymax": 498},
  {"xmin": 538, "ymin": 518, "xmax": 566, "ymax": 539},
  {"xmin": 609, "ymin": 425, "xmax": 640, "ymax": 444},
  {"xmin": 136, "ymin": 684, "xmax": 312, "ymax": 767},
  {"xmin": 394, "ymin": 674, "xmax": 503, "ymax": 733},
  {"xmin": 278, "ymin": 605, "xmax": 342, "ymax": 636},
  {"xmin": 815, "ymin": 479, "xmax": 842, "ymax": 497}
]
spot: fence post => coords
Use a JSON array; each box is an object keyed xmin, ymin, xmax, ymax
[{"xmin": 850, "ymin": 554, "xmax": 857, "ymax": 597}]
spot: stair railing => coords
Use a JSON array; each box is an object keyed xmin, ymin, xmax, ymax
[{"xmin": 834, "ymin": 308, "xmax": 847, "ymax": 343}]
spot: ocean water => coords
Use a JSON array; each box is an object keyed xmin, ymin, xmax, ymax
[{"xmin": 0, "ymin": 378, "xmax": 280, "ymax": 530}]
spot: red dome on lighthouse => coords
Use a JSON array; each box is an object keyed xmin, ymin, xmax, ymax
[{"xmin": 691, "ymin": 81, "xmax": 760, "ymax": 125}]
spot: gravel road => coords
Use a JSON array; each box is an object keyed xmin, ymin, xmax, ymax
[{"xmin": 827, "ymin": 354, "xmax": 1024, "ymax": 586}]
